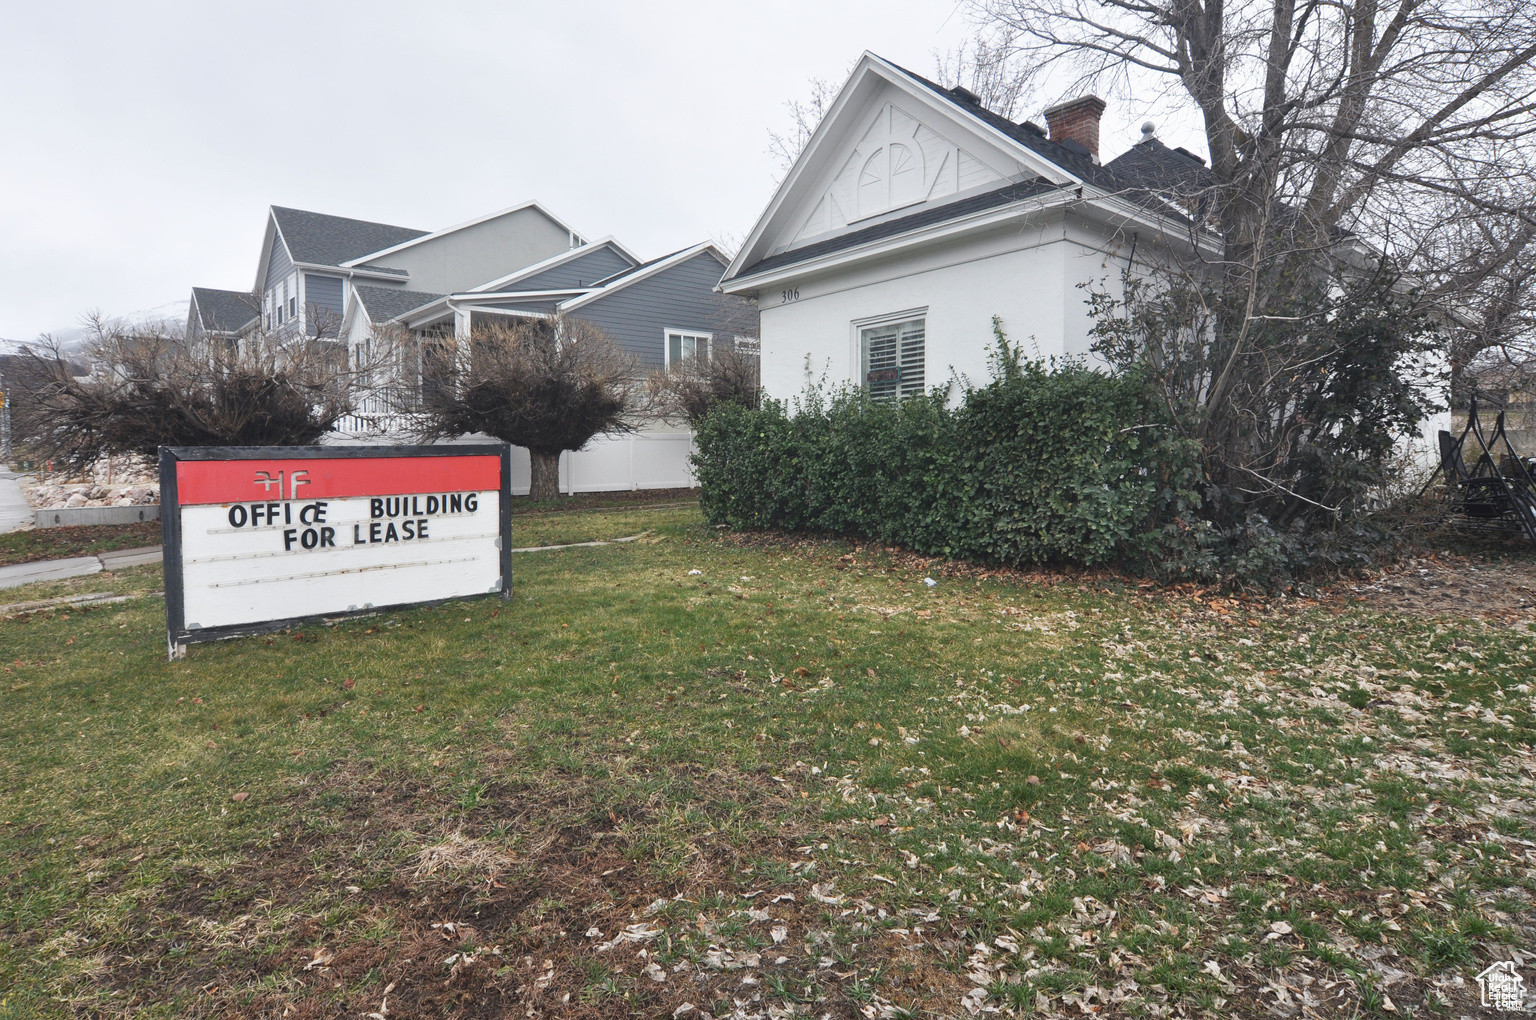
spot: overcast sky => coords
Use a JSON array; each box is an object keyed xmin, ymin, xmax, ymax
[{"xmin": 0, "ymin": 1, "xmax": 1201, "ymax": 343}]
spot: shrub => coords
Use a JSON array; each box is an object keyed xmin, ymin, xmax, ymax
[{"xmin": 693, "ymin": 323, "xmax": 1202, "ymax": 572}]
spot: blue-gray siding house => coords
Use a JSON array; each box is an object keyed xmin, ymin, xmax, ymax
[
  {"xmin": 349, "ymin": 240, "xmax": 755, "ymax": 373},
  {"xmin": 182, "ymin": 200, "xmax": 758, "ymax": 493}
]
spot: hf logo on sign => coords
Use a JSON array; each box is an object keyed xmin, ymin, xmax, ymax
[{"xmin": 160, "ymin": 445, "xmax": 511, "ymax": 657}]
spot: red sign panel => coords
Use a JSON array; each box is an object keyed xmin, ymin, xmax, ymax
[{"xmin": 175, "ymin": 455, "xmax": 502, "ymax": 506}]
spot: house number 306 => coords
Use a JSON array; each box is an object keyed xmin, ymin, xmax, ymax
[{"xmin": 780, "ymin": 288, "xmax": 800, "ymax": 303}]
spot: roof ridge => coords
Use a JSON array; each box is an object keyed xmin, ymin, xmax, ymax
[
  {"xmin": 270, "ymin": 205, "xmax": 427, "ymax": 235},
  {"xmin": 876, "ymin": 54, "xmax": 1211, "ymax": 198}
]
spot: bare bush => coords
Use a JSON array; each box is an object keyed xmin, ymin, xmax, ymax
[
  {"xmin": 407, "ymin": 316, "xmax": 641, "ymax": 500},
  {"xmin": 12, "ymin": 314, "xmax": 355, "ymax": 468},
  {"xmin": 648, "ymin": 340, "xmax": 761, "ymax": 425}
]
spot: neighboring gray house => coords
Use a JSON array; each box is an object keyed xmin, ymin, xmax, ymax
[
  {"xmin": 342, "ymin": 238, "xmax": 749, "ymax": 372},
  {"xmin": 183, "ymin": 201, "xmax": 758, "ymax": 492}
]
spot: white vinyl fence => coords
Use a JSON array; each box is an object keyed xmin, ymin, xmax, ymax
[{"xmin": 327, "ymin": 423, "xmax": 698, "ymax": 495}]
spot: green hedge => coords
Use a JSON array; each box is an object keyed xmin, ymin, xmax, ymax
[{"xmin": 693, "ymin": 336, "xmax": 1201, "ymax": 570}]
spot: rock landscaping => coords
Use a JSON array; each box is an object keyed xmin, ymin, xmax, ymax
[{"xmin": 22, "ymin": 455, "xmax": 158, "ymax": 511}]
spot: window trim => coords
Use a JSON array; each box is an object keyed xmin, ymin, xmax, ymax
[
  {"xmin": 663, "ymin": 328, "xmax": 713, "ymax": 369},
  {"xmin": 852, "ymin": 308, "xmax": 928, "ymax": 401}
]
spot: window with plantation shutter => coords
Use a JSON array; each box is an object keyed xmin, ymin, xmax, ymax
[{"xmin": 860, "ymin": 318, "xmax": 925, "ymax": 400}]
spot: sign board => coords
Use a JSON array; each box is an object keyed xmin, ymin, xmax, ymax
[{"xmin": 159, "ymin": 445, "xmax": 511, "ymax": 657}]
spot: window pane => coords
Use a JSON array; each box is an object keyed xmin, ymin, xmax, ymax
[
  {"xmin": 669, "ymin": 334, "xmax": 682, "ymax": 365},
  {"xmin": 861, "ymin": 318, "xmax": 923, "ymax": 401},
  {"xmin": 898, "ymin": 320, "xmax": 925, "ymax": 397}
]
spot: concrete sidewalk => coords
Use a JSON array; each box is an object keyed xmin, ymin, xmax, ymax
[
  {"xmin": 0, "ymin": 468, "xmax": 33, "ymax": 533},
  {"xmin": 0, "ymin": 546, "xmax": 162, "ymax": 590}
]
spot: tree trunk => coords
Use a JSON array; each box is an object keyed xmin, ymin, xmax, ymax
[{"xmin": 529, "ymin": 450, "xmax": 562, "ymax": 500}]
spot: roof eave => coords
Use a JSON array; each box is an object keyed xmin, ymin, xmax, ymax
[
  {"xmin": 464, "ymin": 236, "xmax": 642, "ymax": 293},
  {"xmin": 721, "ymin": 190, "xmax": 1080, "ymax": 293},
  {"xmin": 292, "ymin": 261, "xmax": 410, "ymax": 283},
  {"xmin": 559, "ymin": 243, "xmax": 726, "ymax": 313}
]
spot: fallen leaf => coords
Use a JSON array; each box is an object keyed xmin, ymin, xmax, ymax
[{"xmin": 231, "ymin": 792, "xmax": 249, "ymax": 802}]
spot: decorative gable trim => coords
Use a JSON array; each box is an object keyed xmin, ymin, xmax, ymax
[
  {"xmin": 787, "ymin": 99, "xmax": 1010, "ymax": 250},
  {"xmin": 722, "ymin": 52, "xmax": 1082, "ymax": 287}
]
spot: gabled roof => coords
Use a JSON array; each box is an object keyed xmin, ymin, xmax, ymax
[
  {"xmin": 723, "ymin": 52, "xmax": 1216, "ymax": 287},
  {"xmin": 560, "ymin": 243, "xmax": 727, "ymax": 313},
  {"xmin": 341, "ymin": 200, "xmax": 586, "ymax": 268},
  {"xmin": 465, "ymin": 236, "xmax": 641, "ymax": 293},
  {"xmin": 885, "ymin": 58, "xmax": 1212, "ymax": 207},
  {"xmin": 1104, "ymin": 136, "xmax": 1213, "ymax": 195},
  {"xmin": 352, "ymin": 285, "xmax": 445, "ymax": 324},
  {"xmin": 885, "ymin": 59, "xmax": 1117, "ymax": 189},
  {"xmin": 190, "ymin": 287, "xmax": 260, "ymax": 333},
  {"xmin": 271, "ymin": 206, "xmax": 428, "ymax": 268}
]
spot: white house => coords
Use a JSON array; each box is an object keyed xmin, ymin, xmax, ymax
[{"xmin": 718, "ymin": 52, "xmax": 1211, "ymax": 401}]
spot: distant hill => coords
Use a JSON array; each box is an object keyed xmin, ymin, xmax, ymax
[{"xmin": 7, "ymin": 299, "xmax": 191, "ymax": 354}]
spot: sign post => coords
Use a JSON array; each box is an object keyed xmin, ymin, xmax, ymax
[{"xmin": 159, "ymin": 445, "xmax": 511, "ymax": 659}]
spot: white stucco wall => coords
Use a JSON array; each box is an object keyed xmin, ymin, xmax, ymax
[{"xmin": 756, "ymin": 212, "xmax": 1125, "ymax": 403}]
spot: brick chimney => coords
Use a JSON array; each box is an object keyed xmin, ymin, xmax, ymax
[{"xmin": 1043, "ymin": 95, "xmax": 1107, "ymax": 161}]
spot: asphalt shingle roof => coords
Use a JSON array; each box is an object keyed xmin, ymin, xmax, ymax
[
  {"xmin": 1103, "ymin": 138, "xmax": 1214, "ymax": 196},
  {"xmin": 191, "ymin": 287, "xmax": 260, "ymax": 333},
  {"xmin": 744, "ymin": 180, "xmax": 1066, "ymax": 277},
  {"xmin": 887, "ymin": 61, "xmax": 1123, "ymax": 189},
  {"xmin": 353, "ymin": 285, "xmax": 445, "ymax": 324},
  {"xmin": 588, "ymin": 247, "xmax": 696, "ymax": 287},
  {"xmin": 271, "ymin": 207, "xmax": 428, "ymax": 269}
]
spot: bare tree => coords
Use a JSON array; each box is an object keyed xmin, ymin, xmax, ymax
[
  {"xmin": 13, "ymin": 314, "xmax": 355, "ymax": 468},
  {"xmin": 1426, "ymin": 199, "xmax": 1536, "ymax": 404},
  {"xmin": 408, "ymin": 316, "xmax": 642, "ymax": 500},
  {"xmin": 963, "ymin": 0, "xmax": 1536, "ymax": 527},
  {"xmin": 935, "ymin": 26, "xmax": 1028, "ymax": 120},
  {"xmin": 767, "ymin": 75, "xmax": 844, "ymax": 180}
]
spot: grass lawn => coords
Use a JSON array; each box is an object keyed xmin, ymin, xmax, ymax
[
  {"xmin": 1, "ymin": 505, "xmax": 1533, "ymax": 1019},
  {"xmin": 0, "ymin": 522, "xmax": 163, "ymax": 568}
]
